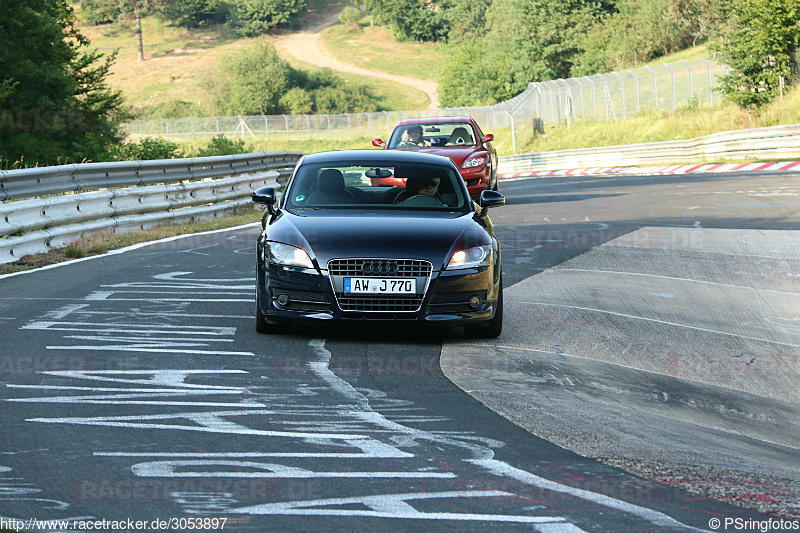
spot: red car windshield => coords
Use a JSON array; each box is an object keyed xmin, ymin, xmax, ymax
[{"xmin": 388, "ymin": 123, "xmax": 476, "ymax": 149}]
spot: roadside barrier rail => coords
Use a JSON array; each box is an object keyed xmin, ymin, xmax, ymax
[
  {"xmin": 0, "ymin": 151, "xmax": 302, "ymax": 264},
  {"xmin": 499, "ymin": 124, "xmax": 800, "ymax": 173}
]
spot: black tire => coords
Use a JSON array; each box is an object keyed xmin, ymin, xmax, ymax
[
  {"xmin": 255, "ymin": 286, "xmax": 290, "ymax": 334},
  {"xmin": 467, "ymin": 279, "xmax": 503, "ymax": 339},
  {"xmin": 491, "ymin": 170, "xmax": 499, "ymax": 191}
]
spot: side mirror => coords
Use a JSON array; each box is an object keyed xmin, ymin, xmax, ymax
[
  {"xmin": 482, "ymin": 133, "xmax": 494, "ymax": 143},
  {"xmin": 479, "ymin": 190, "xmax": 504, "ymax": 210},
  {"xmin": 252, "ymin": 186, "xmax": 278, "ymax": 216},
  {"xmin": 372, "ymin": 138, "xmax": 385, "ymax": 147}
]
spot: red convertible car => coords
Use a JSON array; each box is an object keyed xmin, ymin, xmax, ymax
[{"xmin": 372, "ymin": 116, "xmax": 498, "ymax": 197}]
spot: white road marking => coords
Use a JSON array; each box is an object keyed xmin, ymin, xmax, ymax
[
  {"xmin": 229, "ymin": 490, "xmax": 565, "ymax": 523},
  {"xmin": 471, "ymin": 459, "xmax": 704, "ymax": 531},
  {"xmin": 131, "ymin": 460, "xmax": 454, "ymax": 479}
]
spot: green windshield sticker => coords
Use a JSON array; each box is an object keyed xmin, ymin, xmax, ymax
[{"xmin": 295, "ymin": 195, "xmax": 306, "ymax": 202}]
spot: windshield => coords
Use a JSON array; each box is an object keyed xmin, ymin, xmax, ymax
[
  {"xmin": 388, "ymin": 123, "xmax": 476, "ymax": 149},
  {"xmin": 282, "ymin": 161, "xmax": 470, "ymax": 212}
]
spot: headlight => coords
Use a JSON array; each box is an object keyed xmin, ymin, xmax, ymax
[
  {"xmin": 447, "ymin": 245, "xmax": 492, "ymax": 269},
  {"xmin": 461, "ymin": 157, "xmax": 486, "ymax": 169},
  {"xmin": 267, "ymin": 243, "xmax": 314, "ymax": 269}
]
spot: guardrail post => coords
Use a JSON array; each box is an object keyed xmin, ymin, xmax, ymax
[
  {"xmin": 263, "ymin": 115, "xmax": 269, "ymax": 140},
  {"xmin": 284, "ymin": 115, "xmax": 289, "ymax": 139}
]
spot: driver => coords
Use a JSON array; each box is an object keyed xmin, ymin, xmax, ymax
[
  {"xmin": 406, "ymin": 176, "xmax": 439, "ymax": 196},
  {"xmin": 398, "ymin": 125, "xmax": 429, "ymax": 147}
]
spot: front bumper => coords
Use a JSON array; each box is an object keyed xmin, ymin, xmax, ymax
[
  {"xmin": 257, "ymin": 261, "xmax": 499, "ymax": 325},
  {"xmin": 460, "ymin": 166, "xmax": 491, "ymax": 197}
]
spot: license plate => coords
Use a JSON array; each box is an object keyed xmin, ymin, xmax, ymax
[{"xmin": 344, "ymin": 278, "xmax": 415, "ymax": 294}]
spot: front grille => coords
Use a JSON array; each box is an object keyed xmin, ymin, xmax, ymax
[
  {"xmin": 337, "ymin": 294, "xmax": 423, "ymax": 312},
  {"xmin": 329, "ymin": 258, "xmax": 432, "ymax": 313},
  {"xmin": 328, "ymin": 259, "xmax": 431, "ymax": 277}
]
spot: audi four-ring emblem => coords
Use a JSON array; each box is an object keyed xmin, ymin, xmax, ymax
[{"xmin": 361, "ymin": 260, "xmax": 399, "ymax": 275}]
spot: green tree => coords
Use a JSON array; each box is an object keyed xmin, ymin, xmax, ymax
[
  {"xmin": 366, "ymin": 0, "xmax": 447, "ymax": 42},
  {"xmin": 231, "ymin": 0, "xmax": 307, "ymax": 36},
  {"xmin": 0, "ymin": 0, "xmax": 127, "ymax": 166},
  {"xmin": 82, "ymin": 0, "xmax": 166, "ymax": 61},
  {"xmin": 158, "ymin": 0, "xmax": 232, "ymax": 27},
  {"xmin": 440, "ymin": 0, "xmax": 604, "ymax": 106},
  {"xmin": 714, "ymin": 0, "xmax": 800, "ymax": 108}
]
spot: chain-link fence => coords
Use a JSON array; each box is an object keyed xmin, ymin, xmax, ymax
[{"xmin": 124, "ymin": 57, "xmax": 728, "ymax": 146}]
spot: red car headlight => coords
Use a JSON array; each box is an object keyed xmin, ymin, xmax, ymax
[{"xmin": 461, "ymin": 157, "xmax": 486, "ymax": 169}]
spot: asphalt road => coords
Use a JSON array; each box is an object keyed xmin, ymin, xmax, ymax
[{"xmin": 1, "ymin": 169, "xmax": 798, "ymax": 531}]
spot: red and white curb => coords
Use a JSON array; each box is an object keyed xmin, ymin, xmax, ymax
[{"xmin": 499, "ymin": 160, "xmax": 800, "ymax": 180}]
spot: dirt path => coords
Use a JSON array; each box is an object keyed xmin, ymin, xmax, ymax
[{"xmin": 274, "ymin": 11, "xmax": 439, "ymax": 109}]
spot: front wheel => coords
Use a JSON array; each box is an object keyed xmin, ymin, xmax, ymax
[{"xmin": 466, "ymin": 279, "xmax": 503, "ymax": 339}]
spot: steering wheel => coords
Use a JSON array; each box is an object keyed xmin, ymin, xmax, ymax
[{"xmin": 401, "ymin": 194, "xmax": 444, "ymax": 207}]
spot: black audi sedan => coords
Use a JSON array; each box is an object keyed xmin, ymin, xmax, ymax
[{"xmin": 252, "ymin": 150, "xmax": 505, "ymax": 337}]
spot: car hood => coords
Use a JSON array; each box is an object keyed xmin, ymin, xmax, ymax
[
  {"xmin": 266, "ymin": 210, "xmax": 491, "ymax": 271},
  {"xmin": 396, "ymin": 146, "xmax": 485, "ymax": 165}
]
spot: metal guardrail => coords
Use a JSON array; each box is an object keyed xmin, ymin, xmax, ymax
[
  {"xmin": 0, "ymin": 151, "xmax": 303, "ymax": 264},
  {"xmin": 499, "ymin": 124, "xmax": 800, "ymax": 173},
  {"xmin": 0, "ymin": 151, "xmax": 302, "ymax": 202}
]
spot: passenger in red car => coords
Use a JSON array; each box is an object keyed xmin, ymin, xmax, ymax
[{"xmin": 398, "ymin": 125, "xmax": 428, "ymax": 147}]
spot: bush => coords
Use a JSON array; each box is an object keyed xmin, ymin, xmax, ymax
[
  {"xmin": 114, "ymin": 138, "xmax": 184, "ymax": 160},
  {"xmin": 279, "ymin": 88, "xmax": 314, "ymax": 114},
  {"xmin": 196, "ymin": 134, "xmax": 249, "ymax": 156},
  {"xmin": 339, "ymin": 6, "xmax": 362, "ymax": 31},
  {"xmin": 215, "ymin": 42, "xmax": 290, "ymax": 115}
]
